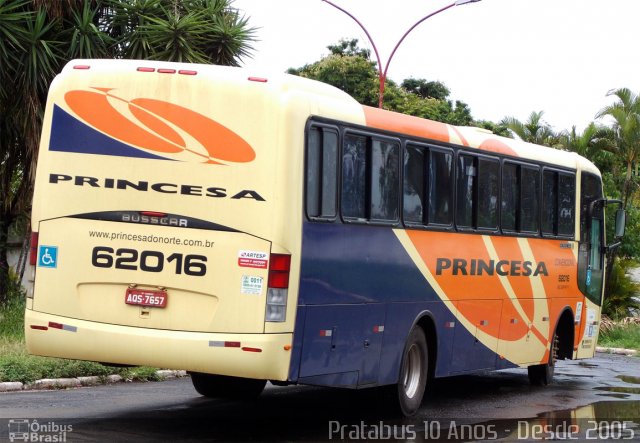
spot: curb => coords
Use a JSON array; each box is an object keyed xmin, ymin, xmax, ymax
[
  {"xmin": 0, "ymin": 370, "xmax": 187, "ymax": 393},
  {"xmin": 1, "ymin": 348, "xmax": 638, "ymax": 392},
  {"xmin": 596, "ymin": 346, "xmax": 638, "ymax": 356}
]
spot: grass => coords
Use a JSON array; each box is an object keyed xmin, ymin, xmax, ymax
[
  {"xmin": 0, "ymin": 284, "xmax": 163, "ymax": 384},
  {"xmin": 598, "ymin": 322, "xmax": 640, "ymax": 351}
]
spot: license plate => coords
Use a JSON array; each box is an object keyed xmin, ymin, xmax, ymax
[{"xmin": 125, "ymin": 288, "xmax": 167, "ymax": 308}]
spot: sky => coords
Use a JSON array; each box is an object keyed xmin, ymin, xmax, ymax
[{"xmin": 232, "ymin": 0, "xmax": 640, "ymax": 133}]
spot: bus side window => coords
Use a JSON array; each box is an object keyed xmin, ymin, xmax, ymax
[
  {"xmin": 456, "ymin": 154, "xmax": 476, "ymax": 229},
  {"xmin": 501, "ymin": 162, "xmax": 519, "ymax": 232},
  {"xmin": 428, "ymin": 149, "xmax": 453, "ymax": 226},
  {"xmin": 477, "ymin": 157, "xmax": 499, "ymax": 230},
  {"xmin": 370, "ymin": 139, "xmax": 399, "ymax": 221},
  {"xmin": 403, "ymin": 145, "xmax": 453, "ymax": 227},
  {"xmin": 542, "ymin": 170, "xmax": 558, "ymax": 236},
  {"xmin": 541, "ymin": 169, "xmax": 576, "ymax": 237},
  {"xmin": 342, "ymin": 133, "xmax": 400, "ymax": 223},
  {"xmin": 558, "ymin": 172, "xmax": 576, "ymax": 237},
  {"xmin": 456, "ymin": 154, "xmax": 499, "ymax": 231},
  {"xmin": 403, "ymin": 144, "xmax": 425, "ymax": 224},
  {"xmin": 341, "ymin": 134, "xmax": 367, "ymax": 219},
  {"xmin": 520, "ymin": 166, "xmax": 540, "ymax": 233},
  {"xmin": 306, "ymin": 126, "xmax": 338, "ymax": 219}
]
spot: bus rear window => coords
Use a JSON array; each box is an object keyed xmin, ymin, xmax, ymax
[{"xmin": 306, "ymin": 126, "xmax": 338, "ymax": 219}]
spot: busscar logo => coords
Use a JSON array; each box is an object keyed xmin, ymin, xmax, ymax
[{"xmin": 51, "ymin": 87, "xmax": 255, "ymax": 165}]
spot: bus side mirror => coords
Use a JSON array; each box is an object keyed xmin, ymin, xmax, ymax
[
  {"xmin": 614, "ymin": 208, "xmax": 626, "ymax": 239},
  {"xmin": 606, "ymin": 207, "xmax": 626, "ymax": 253}
]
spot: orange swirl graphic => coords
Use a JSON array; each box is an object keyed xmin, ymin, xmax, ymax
[{"xmin": 64, "ymin": 88, "xmax": 255, "ymax": 164}]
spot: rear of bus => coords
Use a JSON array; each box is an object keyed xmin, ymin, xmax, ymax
[{"xmin": 25, "ymin": 59, "xmax": 311, "ymax": 382}]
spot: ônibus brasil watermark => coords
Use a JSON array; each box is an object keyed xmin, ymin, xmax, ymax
[{"xmin": 7, "ymin": 419, "xmax": 72, "ymax": 443}]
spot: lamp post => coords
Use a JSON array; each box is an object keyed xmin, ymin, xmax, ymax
[{"xmin": 321, "ymin": 0, "xmax": 482, "ymax": 108}]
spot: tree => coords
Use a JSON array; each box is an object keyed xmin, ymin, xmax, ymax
[
  {"xmin": 474, "ymin": 120, "xmax": 511, "ymax": 138},
  {"xmin": 401, "ymin": 78, "xmax": 450, "ymax": 101},
  {"xmin": 595, "ymin": 88, "xmax": 640, "ymax": 209},
  {"xmin": 0, "ymin": 0, "xmax": 256, "ymax": 305},
  {"xmin": 500, "ymin": 111, "xmax": 560, "ymax": 147},
  {"xmin": 289, "ymin": 38, "xmax": 474, "ymax": 126},
  {"xmin": 287, "ymin": 46, "xmax": 380, "ymax": 107},
  {"xmin": 326, "ymin": 38, "xmax": 371, "ymax": 59},
  {"xmin": 558, "ymin": 122, "xmax": 616, "ymax": 172},
  {"xmin": 105, "ymin": 0, "xmax": 256, "ymax": 65}
]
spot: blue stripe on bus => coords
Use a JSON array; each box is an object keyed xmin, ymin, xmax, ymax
[
  {"xmin": 299, "ymin": 223, "xmax": 437, "ymax": 305},
  {"xmin": 49, "ymin": 105, "xmax": 169, "ymax": 161},
  {"xmin": 294, "ymin": 222, "xmax": 516, "ymax": 386}
]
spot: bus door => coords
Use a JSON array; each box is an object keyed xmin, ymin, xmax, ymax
[
  {"xmin": 585, "ymin": 216, "xmax": 605, "ymax": 305},
  {"xmin": 576, "ymin": 172, "xmax": 605, "ymax": 357}
]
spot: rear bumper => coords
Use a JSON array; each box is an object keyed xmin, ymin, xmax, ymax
[{"xmin": 25, "ymin": 309, "xmax": 293, "ymax": 381}]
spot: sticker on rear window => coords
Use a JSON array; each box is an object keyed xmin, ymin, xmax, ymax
[
  {"xmin": 238, "ymin": 250, "xmax": 268, "ymax": 269},
  {"xmin": 241, "ymin": 275, "xmax": 264, "ymax": 295}
]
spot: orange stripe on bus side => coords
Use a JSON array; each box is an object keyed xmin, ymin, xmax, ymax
[{"xmin": 362, "ymin": 106, "xmax": 451, "ymax": 143}]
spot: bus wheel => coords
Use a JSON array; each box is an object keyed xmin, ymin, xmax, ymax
[
  {"xmin": 189, "ymin": 372, "xmax": 266, "ymax": 399},
  {"xmin": 528, "ymin": 333, "xmax": 559, "ymax": 386},
  {"xmin": 395, "ymin": 326, "xmax": 428, "ymax": 416}
]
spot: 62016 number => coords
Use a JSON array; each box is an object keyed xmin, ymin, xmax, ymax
[{"xmin": 91, "ymin": 246, "xmax": 207, "ymax": 276}]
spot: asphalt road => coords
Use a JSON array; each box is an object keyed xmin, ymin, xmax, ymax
[{"xmin": 1, "ymin": 353, "xmax": 639, "ymax": 442}]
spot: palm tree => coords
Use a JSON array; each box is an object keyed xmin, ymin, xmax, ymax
[
  {"xmin": 106, "ymin": 0, "xmax": 256, "ymax": 65},
  {"xmin": 501, "ymin": 111, "xmax": 560, "ymax": 147},
  {"xmin": 0, "ymin": 0, "xmax": 256, "ymax": 304},
  {"xmin": 558, "ymin": 122, "xmax": 614, "ymax": 170},
  {"xmin": 595, "ymin": 88, "xmax": 640, "ymax": 209}
]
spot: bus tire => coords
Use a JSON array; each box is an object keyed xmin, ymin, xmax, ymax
[
  {"xmin": 189, "ymin": 372, "xmax": 266, "ymax": 400},
  {"xmin": 528, "ymin": 332, "xmax": 558, "ymax": 386},
  {"xmin": 395, "ymin": 326, "xmax": 429, "ymax": 416}
]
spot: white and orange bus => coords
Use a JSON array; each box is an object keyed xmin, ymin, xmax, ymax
[{"xmin": 26, "ymin": 59, "xmax": 625, "ymax": 416}]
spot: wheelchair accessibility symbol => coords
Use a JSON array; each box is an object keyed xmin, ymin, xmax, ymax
[{"xmin": 38, "ymin": 245, "xmax": 58, "ymax": 268}]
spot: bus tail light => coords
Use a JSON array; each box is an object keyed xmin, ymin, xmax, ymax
[
  {"xmin": 29, "ymin": 232, "xmax": 39, "ymax": 266},
  {"xmin": 266, "ymin": 254, "xmax": 290, "ymax": 322}
]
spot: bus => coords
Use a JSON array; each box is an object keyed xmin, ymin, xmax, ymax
[{"xmin": 26, "ymin": 59, "xmax": 625, "ymax": 416}]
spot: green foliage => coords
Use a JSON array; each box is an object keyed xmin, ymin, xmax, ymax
[
  {"xmin": 598, "ymin": 323, "xmax": 640, "ymax": 351},
  {"xmin": 0, "ymin": 273, "xmax": 25, "ymax": 339},
  {"xmin": 475, "ymin": 120, "xmax": 511, "ymax": 138},
  {"xmin": 559, "ymin": 123, "xmax": 615, "ymax": 171},
  {"xmin": 401, "ymin": 78, "xmax": 450, "ymax": 101},
  {"xmin": 0, "ymin": 354, "xmax": 110, "ymax": 383},
  {"xmin": 327, "ymin": 38, "xmax": 370, "ymax": 59},
  {"xmin": 602, "ymin": 258, "xmax": 640, "ymax": 320},
  {"xmin": 288, "ymin": 50, "xmax": 379, "ymax": 107},
  {"xmin": 500, "ymin": 111, "xmax": 560, "ymax": 147},
  {"xmin": 124, "ymin": 366, "xmax": 164, "ymax": 382},
  {"xmin": 106, "ymin": 0, "xmax": 256, "ymax": 65},
  {"xmin": 613, "ymin": 204, "xmax": 640, "ymax": 260},
  {"xmin": 0, "ymin": 347, "xmax": 164, "ymax": 383},
  {"xmin": 595, "ymin": 88, "xmax": 640, "ymax": 208},
  {"xmin": 65, "ymin": 1, "xmax": 112, "ymax": 59},
  {"xmin": 288, "ymin": 38, "xmax": 473, "ymax": 126}
]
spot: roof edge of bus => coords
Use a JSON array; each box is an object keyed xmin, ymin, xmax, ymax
[
  {"xmin": 360, "ymin": 105, "xmax": 599, "ymax": 174},
  {"xmin": 59, "ymin": 59, "xmax": 600, "ymax": 176}
]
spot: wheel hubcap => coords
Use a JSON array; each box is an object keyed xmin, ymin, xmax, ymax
[{"xmin": 402, "ymin": 343, "xmax": 422, "ymax": 399}]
